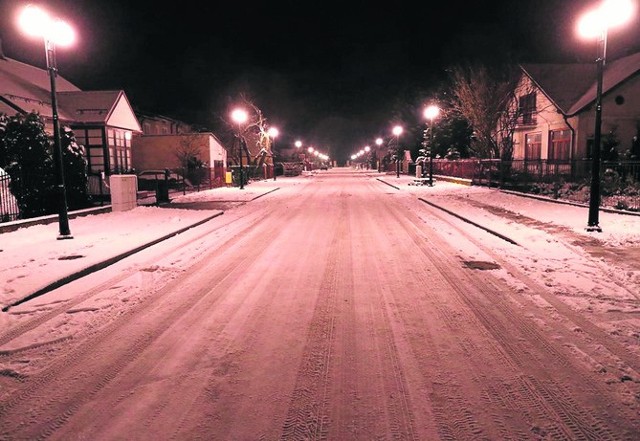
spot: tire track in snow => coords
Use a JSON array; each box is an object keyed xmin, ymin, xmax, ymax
[
  {"xmin": 392, "ymin": 196, "xmax": 634, "ymax": 439},
  {"xmin": 0, "ymin": 203, "xmax": 293, "ymax": 439}
]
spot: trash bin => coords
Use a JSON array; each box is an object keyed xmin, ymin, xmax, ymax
[{"xmin": 156, "ymin": 178, "xmax": 169, "ymax": 203}]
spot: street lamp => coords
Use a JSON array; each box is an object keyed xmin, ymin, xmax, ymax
[
  {"xmin": 230, "ymin": 108, "xmax": 249, "ymax": 189},
  {"xmin": 19, "ymin": 4, "xmax": 75, "ymax": 240},
  {"xmin": 375, "ymin": 137, "xmax": 383, "ymax": 172},
  {"xmin": 364, "ymin": 145, "xmax": 371, "ymax": 169},
  {"xmin": 392, "ymin": 125, "xmax": 403, "ymax": 178},
  {"xmin": 578, "ymin": 0, "xmax": 635, "ymax": 232},
  {"xmin": 268, "ymin": 127, "xmax": 279, "ymax": 180},
  {"xmin": 423, "ymin": 104, "xmax": 440, "ymax": 186}
]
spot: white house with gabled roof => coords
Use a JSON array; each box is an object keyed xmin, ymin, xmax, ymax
[
  {"xmin": 0, "ymin": 50, "xmax": 142, "ymax": 181},
  {"xmin": 512, "ymin": 51, "xmax": 640, "ymax": 163}
]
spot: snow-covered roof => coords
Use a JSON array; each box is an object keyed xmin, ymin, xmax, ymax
[
  {"xmin": 521, "ymin": 51, "xmax": 640, "ymax": 116},
  {"xmin": 0, "ymin": 57, "xmax": 80, "ymax": 121},
  {"xmin": 0, "ymin": 57, "xmax": 141, "ymax": 132}
]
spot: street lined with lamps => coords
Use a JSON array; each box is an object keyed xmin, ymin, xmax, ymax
[{"xmin": 18, "ymin": 4, "xmax": 75, "ymax": 239}]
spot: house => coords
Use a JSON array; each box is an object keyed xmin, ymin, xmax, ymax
[
  {"xmin": 131, "ymin": 132, "xmax": 227, "ymax": 186},
  {"xmin": 512, "ymin": 51, "xmax": 640, "ymax": 164},
  {"xmin": 136, "ymin": 111, "xmax": 194, "ymax": 135},
  {"xmin": 0, "ymin": 51, "xmax": 142, "ymax": 194}
]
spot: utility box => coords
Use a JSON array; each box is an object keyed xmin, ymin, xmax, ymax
[{"xmin": 110, "ymin": 174, "xmax": 138, "ymax": 212}]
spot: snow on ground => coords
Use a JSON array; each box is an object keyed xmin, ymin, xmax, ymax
[{"xmin": 2, "ymin": 169, "xmax": 640, "ymax": 324}]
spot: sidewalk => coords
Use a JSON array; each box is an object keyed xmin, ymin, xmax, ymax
[{"xmin": 0, "ymin": 179, "xmax": 283, "ymax": 311}]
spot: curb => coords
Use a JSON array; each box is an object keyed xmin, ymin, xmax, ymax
[
  {"xmin": 499, "ymin": 189, "xmax": 640, "ymax": 217},
  {"xmin": 418, "ymin": 197, "xmax": 520, "ymax": 246},
  {"xmin": 2, "ymin": 211, "xmax": 223, "ymax": 312},
  {"xmin": 0, "ymin": 206, "xmax": 112, "ymax": 234}
]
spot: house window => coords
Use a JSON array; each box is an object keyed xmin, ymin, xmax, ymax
[
  {"xmin": 106, "ymin": 128, "xmax": 133, "ymax": 172},
  {"xmin": 549, "ymin": 129, "xmax": 571, "ymax": 161},
  {"xmin": 518, "ymin": 92, "xmax": 537, "ymax": 125},
  {"xmin": 75, "ymin": 127, "xmax": 106, "ymax": 173},
  {"xmin": 525, "ymin": 132, "xmax": 541, "ymax": 160}
]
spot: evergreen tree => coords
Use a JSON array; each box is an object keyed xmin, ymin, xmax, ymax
[
  {"xmin": 61, "ymin": 126, "xmax": 91, "ymax": 209},
  {"xmin": 2, "ymin": 112, "xmax": 55, "ymax": 218}
]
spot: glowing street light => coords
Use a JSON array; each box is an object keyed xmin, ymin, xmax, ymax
[
  {"xmin": 268, "ymin": 127, "xmax": 279, "ymax": 180},
  {"xmin": 423, "ymin": 104, "xmax": 440, "ymax": 186},
  {"xmin": 392, "ymin": 125, "xmax": 403, "ymax": 178},
  {"xmin": 231, "ymin": 107, "xmax": 249, "ymax": 189},
  {"xmin": 577, "ymin": 0, "xmax": 635, "ymax": 232},
  {"xmin": 18, "ymin": 4, "xmax": 76, "ymax": 239},
  {"xmin": 375, "ymin": 137, "xmax": 383, "ymax": 171}
]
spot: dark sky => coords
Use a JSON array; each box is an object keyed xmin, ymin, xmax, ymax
[{"xmin": 2, "ymin": 0, "xmax": 640, "ymax": 160}]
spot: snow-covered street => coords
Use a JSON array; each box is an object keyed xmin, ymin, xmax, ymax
[{"xmin": 1, "ymin": 168, "xmax": 639, "ymax": 440}]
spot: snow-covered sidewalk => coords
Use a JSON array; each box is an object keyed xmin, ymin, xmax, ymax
[{"xmin": 0, "ymin": 178, "xmax": 287, "ymax": 310}]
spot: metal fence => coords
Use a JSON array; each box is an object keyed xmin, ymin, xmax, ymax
[
  {"xmin": 0, "ymin": 172, "xmax": 19, "ymax": 222},
  {"xmin": 431, "ymin": 158, "xmax": 640, "ymax": 185},
  {"xmin": 432, "ymin": 158, "xmax": 640, "ymax": 210}
]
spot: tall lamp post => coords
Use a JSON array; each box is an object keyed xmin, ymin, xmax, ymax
[
  {"xmin": 375, "ymin": 137, "xmax": 383, "ymax": 172},
  {"xmin": 231, "ymin": 108, "xmax": 249, "ymax": 190},
  {"xmin": 19, "ymin": 5, "xmax": 75, "ymax": 239},
  {"xmin": 392, "ymin": 125, "xmax": 403, "ymax": 178},
  {"xmin": 578, "ymin": 0, "xmax": 635, "ymax": 232},
  {"xmin": 423, "ymin": 104, "xmax": 440, "ymax": 187},
  {"xmin": 268, "ymin": 127, "xmax": 279, "ymax": 181}
]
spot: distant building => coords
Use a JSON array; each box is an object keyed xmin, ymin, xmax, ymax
[
  {"xmin": 136, "ymin": 111, "xmax": 194, "ymax": 135},
  {"xmin": 132, "ymin": 132, "xmax": 227, "ymax": 186}
]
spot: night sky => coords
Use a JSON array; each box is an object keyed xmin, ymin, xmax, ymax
[{"xmin": 2, "ymin": 0, "xmax": 640, "ymax": 161}]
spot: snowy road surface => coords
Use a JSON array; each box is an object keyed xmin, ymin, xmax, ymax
[{"xmin": 1, "ymin": 169, "xmax": 639, "ymax": 440}]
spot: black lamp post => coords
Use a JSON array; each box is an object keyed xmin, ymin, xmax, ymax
[
  {"xmin": 238, "ymin": 135, "xmax": 246, "ymax": 190},
  {"xmin": 19, "ymin": 5, "xmax": 74, "ymax": 239},
  {"xmin": 47, "ymin": 38, "xmax": 73, "ymax": 238},
  {"xmin": 424, "ymin": 104, "xmax": 440, "ymax": 187},
  {"xmin": 268, "ymin": 127, "xmax": 278, "ymax": 181},
  {"xmin": 231, "ymin": 108, "xmax": 249, "ymax": 190},
  {"xmin": 586, "ymin": 33, "xmax": 605, "ymax": 232},
  {"xmin": 392, "ymin": 125, "xmax": 403, "ymax": 178},
  {"xmin": 578, "ymin": 0, "xmax": 634, "ymax": 232}
]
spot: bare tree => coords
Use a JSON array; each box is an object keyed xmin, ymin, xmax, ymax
[
  {"xmin": 175, "ymin": 134, "xmax": 206, "ymax": 185},
  {"xmin": 223, "ymin": 95, "xmax": 272, "ymax": 167},
  {"xmin": 448, "ymin": 64, "xmax": 522, "ymax": 159}
]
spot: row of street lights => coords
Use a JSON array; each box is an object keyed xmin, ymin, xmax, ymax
[
  {"xmin": 16, "ymin": 0, "xmax": 634, "ymax": 237},
  {"xmin": 350, "ymin": 104, "xmax": 441, "ymax": 183}
]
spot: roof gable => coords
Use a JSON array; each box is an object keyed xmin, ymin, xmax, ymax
[
  {"xmin": 58, "ymin": 90, "xmax": 142, "ymax": 132},
  {"xmin": 521, "ymin": 51, "xmax": 640, "ymax": 116}
]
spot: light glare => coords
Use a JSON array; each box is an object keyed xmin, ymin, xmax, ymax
[
  {"xmin": 231, "ymin": 108, "xmax": 248, "ymax": 124},
  {"xmin": 19, "ymin": 5, "xmax": 50, "ymax": 38},
  {"xmin": 51, "ymin": 19, "xmax": 75, "ymax": 46},
  {"xmin": 578, "ymin": 0, "xmax": 635, "ymax": 39},
  {"xmin": 424, "ymin": 105, "xmax": 440, "ymax": 121}
]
